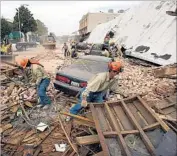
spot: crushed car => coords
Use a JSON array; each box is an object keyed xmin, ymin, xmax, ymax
[{"xmin": 54, "ymin": 55, "xmax": 112, "ymax": 96}]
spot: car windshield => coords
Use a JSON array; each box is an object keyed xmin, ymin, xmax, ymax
[
  {"xmin": 70, "ymin": 59, "xmax": 108, "ymax": 73},
  {"xmin": 92, "ymin": 44, "xmax": 103, "ymax": 50}
]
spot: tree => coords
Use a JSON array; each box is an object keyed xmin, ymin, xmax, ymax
[
  {"xmin": 1, "ymin": 17, "xmax": 13, "ymax": 40},
  {"xmin": 35, "ymin": 19, "xmax": 48, "ymax": 36},
  {"xmin": 13, "ymin": 5, "xmax": 37, "ymax": 41}
]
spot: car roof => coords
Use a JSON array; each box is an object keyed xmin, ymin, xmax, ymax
[{"xmin": 79, "ymin": 55, "xmax": 111, "ymax": 62}]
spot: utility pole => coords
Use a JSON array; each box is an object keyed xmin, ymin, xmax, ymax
[{"xmin": 16, "ymin": 8, "xmax": 21, "ymax": 42}]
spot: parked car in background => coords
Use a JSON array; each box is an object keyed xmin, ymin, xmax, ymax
[
  {"xmin": 85, "ymin": 43, "xmax": 109, "ymax": 56},
  {"xmin": 54, "ymin": 55, "xmax": 112, "ymax": 96},
  {"xmin": 76, "ymin": 42, "xmax": 88, "ymax": 50}
]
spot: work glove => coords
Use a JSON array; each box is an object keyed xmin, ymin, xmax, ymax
[{"xmin": 81, "ymin": 99, "xmax": 88, "ymax": 108}]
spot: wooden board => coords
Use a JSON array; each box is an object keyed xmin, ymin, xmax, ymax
[
  {"xmin": 91, "ymin": 96, "xmax": 170, "ymax": 156},
  {"xmin": 113, "ymin": 105, "xmax": 134, "ymax": 130},
  {"xmin": 76, "ymin": 135, "xmax": 100, "ymax": 145},
  {"xmin": 132, "ymin": 100, "xmax": 156, "ymax": 124},
  {"xmin": 153, "ymin": 94, "xmax": 177, "ymax": 120},
  {"xmin": 127, "ymin": 102, "xmax": 148, "ymax": 128}
]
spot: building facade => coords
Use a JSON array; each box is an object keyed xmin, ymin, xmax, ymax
[{"xmin": 79, "ymin": 12, "xmax": 119, "ymax": 35}]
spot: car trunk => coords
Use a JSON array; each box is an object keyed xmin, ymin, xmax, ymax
[{"xmin": 56, "ymin": 68, "xmax": 94, "ymax": 88}]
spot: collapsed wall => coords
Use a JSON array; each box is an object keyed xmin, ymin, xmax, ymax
[{"xmin": 87, "ymin": 1, "xmax": 176, "ymax": 65}]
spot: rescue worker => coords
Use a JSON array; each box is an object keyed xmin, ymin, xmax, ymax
[
  {"xmin": 62, "ymin": 43, "xmax": 70, "ymax": 57},
  {"xmin": 70, "ymin": 41, "xmax": 78, "ymax": 58},
  {"xmin": 71, "ymin": 47, "xmax": 78, "ymax": 58},
  {"xmin": 109, "ymin": 41, "xmax": 118, "ymax": 59},
  {"xmin": 71, "ymin": 41, "xmax": 76, "ymax": 49},
  {"xmin": 16, "ymin": 58, "xmax": 51, "ymax": 109},
  {"xmin": 66, "ymin": 61, "xmax": 123, "ymax": 120}
]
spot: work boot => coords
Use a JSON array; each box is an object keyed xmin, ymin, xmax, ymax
[
  {"xmin": 36, "ymin": 104, "xmax": 43, "ymax": 108},
  {"xmin": 42, "ymin": 105, "xmax": 50, "ymax": 110},
  {"xmin": 65, "ymin": 116, "xmax": 71, "ymax": 122}
]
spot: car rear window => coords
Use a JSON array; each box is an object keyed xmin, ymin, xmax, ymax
[{"xmin": 70, "ymin": 59, "xmax": 108, "ymax": 73}]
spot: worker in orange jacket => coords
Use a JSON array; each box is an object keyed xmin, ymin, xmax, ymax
[{"xmin": 16, "ymin": 58, "xmax": 51, "ymax": 109}]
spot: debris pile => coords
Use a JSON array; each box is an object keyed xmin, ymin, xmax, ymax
[
  {"xmin": 1, "ymin": 48, "xmax": 177, "ymax": 156},
  {"xmin": 111, "ymin": 59, "xmax": 176, "ymax": 106},
  {"xmin": 0, "ymin": 77, "xmax": 101, "ymax": 155}
]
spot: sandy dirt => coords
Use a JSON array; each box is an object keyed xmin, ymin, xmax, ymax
[{"xmin": 14, "ymin": 44, "xmax": 64, "ymax": 75}]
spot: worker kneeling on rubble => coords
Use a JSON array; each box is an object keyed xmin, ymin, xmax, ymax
[
  {"xmin": 17, "ymin": 58, "xmax": 51, "ymax": 109},
  {"xmin": 67, "ymin": 61, "xmax": 123, "ymax": 120}
]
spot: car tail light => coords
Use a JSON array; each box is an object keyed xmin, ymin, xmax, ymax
[
  {"xmin": 56, "ymin": 75, "xmax": 70, "ymax": 83},
  {"xmin": 80, "ymin": 82, "xmax": 87, "ymax": 88}
]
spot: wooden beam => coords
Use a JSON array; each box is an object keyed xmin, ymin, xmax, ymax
[
  {"xmin": 76, "ymin": 135, "xmax": 100, "ymax": 145},
  {"xmin": 60, "ymin": 112, "xmax": 94, "ymax": 123},
  {"xmin": 103, "ymin": 122, "xmax": 160, "ymax": 137},
  {"xmin": 90, "ymin": 104, "xmax": 110, "ymax": 156},
  {"xmin": 137, "ymin": 96, "xmax": 170, "ymax": 132},
  {"xmin": 105, "ymin": 103, "xmax": 131, "ymax": 156},
  {"xmin": 121, "ymin": 100, "xmax": 156, "ymax": 156},
  {"xmin": 103, "ymin": 130, "xmax": 139, "ymax": 137},
  {"xmin": 58, "ymin": 114, "xmax": 79, "ymax": 155},
  {"xmin": 73, "ymin": 119, "xmax": 95, "ymax": 128},
  {"xmin": 143, "ymin": 122, "xmax": 160, "ymax": 131},
  {"xmin": 107, "ymin": 95, "xmax": 137, "ymax": 105}
]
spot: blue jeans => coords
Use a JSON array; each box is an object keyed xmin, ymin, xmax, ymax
[
  {"xmin": 70, "ymin": 88, "xmax": 104, "ymax": 115},
  {"xmin": 37, "ymin": 78, "xmax": 51, "ymax": 105}
]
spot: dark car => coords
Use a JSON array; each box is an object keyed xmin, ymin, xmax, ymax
[
  {"xmin": 85, "ymin": 43, "xmax": 110, "ymax": 57},
  {"xmin": 54, "ymin": 55, "xmax": 112, "ymax": 96}
]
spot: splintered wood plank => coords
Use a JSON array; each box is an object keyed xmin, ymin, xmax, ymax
[
  {"xmin": 133, "ymin": 100, "xmax": 156, "ymax": 125},
  {"xmin": 143, "ymin": 122, "xmax": 160, "ymax": 131},
  {"xmin": 121, "ymin": 100, "xmax": 156, "ymax": 156},
  {"xmin": 65, "ymin": 122, "xmax": 72, "ymax": 137},
  {"xmin": 76, "ymin": 135, "xmax": 100, "ymax": 145},
  {"xmin": 93, "ymin": 151, "xmax": 104, "ymax": 156},
  {"xmin": 126, "ymin": 102, "xmax": 147, "ymax": 128},
  {"xmin": 110, "ymin": 107, "xmax": 124, "ymax": 131},
  {"xmin": 155, "ymin": 100, "xmax": 171, "ymax": 110},
  {"xmin": 137, "ymin": 96, "xmax": 170, "ymax": 132},
  {"xmin": 0, "ymin": 124, "xmax": 12, "ymax": 133},
  {"xmin": 24, "ymin": 129, "xmax": 36, "ymax": 140},
  {"xmin": 169, "ymin": 111, "xmax": 177, "ymax": 119},
  {"xmin": 161, "ymin": 107, "xmax": 176, "ymax": 115},
  {"xmin": 73, "ymin": 119, "xmax": 95, "ymax": 128},
  {"xmin": 33, "ymin": 145, "xmax": 42, "ymax": 156},
  {"xmin": 90, "ymin": 104, "xmax": 110, "ymax": 156},
  {"xmin": 103, "ymin": 123, "xmax": 161, "ymax": 137},
  {"xmin": 96, "ymin": 106, "xmax": 110, "ymax": 131},
  {"xmin": 103, "ymin": 130, "xmax": 139, "ymax": 137},
  {"xmin": 105, "ymin": 103, "xmax": 131, "ymax": 156},
  {"xmin": 165, "ymin": 95, "xmax": 177, "ymax": 103},
  {"xmin": 113, "ymin": 105, "xmax": 134, "ymax": 130},
  {"xmin": 157, "ymin": 101, "xmax": 176, "ymax": 110}
]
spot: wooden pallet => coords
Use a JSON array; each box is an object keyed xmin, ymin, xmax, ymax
[
  {"xmin": 90, "ymin": 96, "xmax": 170, "ymax": 156},
  {"xmin": 153, "ymin": 94, "xmax": 177, "ymax": 120}
]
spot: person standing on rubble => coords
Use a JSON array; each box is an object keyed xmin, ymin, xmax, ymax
[
  {"xmin": 67, "ymin": 61, "xmax": 123, "ymax": 120},
  {"xmin": 62, "ymin": 43, "xmax": 70, "ymax": 57},
  {"xmin": 16, "ymin": 58, "xmax": 51, "ymax": 109}
]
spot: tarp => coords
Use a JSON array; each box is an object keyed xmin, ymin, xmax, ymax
[{"xmin": 87, "ymin": 1, "xmax": 176, "ymax": 66}]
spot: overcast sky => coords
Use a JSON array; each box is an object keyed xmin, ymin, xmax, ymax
[{"xmin": 1, "ymin": 1, "xmax": 141, "ymax": 36}]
